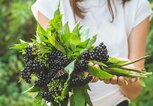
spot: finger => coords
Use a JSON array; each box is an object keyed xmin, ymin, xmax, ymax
[
  {"xmin": 94, "ymin": 64, "xmax": 100, "ymax": 68},
  {"xmin": 110, "ymin": 76, "xmax": 118, "ymax": 84},
  {"xmin": 129, "ymin": 78, "xmax": 137, "ymax": 83},
  {"xmin": 100, "ymin": 78, "xmax": 104, "ymax": 81},
  {"xmin": 104, "ymin": 79, "xmax": 111, "ymax": 84},
  {"xmin": 91, "ymin": 76, "xmax": 99, "ymax": 83},
  {"xmin": 88, "ymin": 62, "xmax": 94, "ymax": 66},
  {"xmin": 117, "ymin": 76, "xmax": 125, "ymax": 86}
]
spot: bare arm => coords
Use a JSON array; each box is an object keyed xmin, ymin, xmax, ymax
[
  {"xmin": 119, "ymin": 17, "xmax": 150, "ymax": 100},
  {"xmin": 103, "ymin": 17, "xmax": 150, "ymax": 100},
  {"xmin": 37, "ymin": 11, "xmax": 49, "ymax": 29}
]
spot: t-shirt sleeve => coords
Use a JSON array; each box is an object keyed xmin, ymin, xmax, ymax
[
  {"xmin": 133, "ymin": 0, "xmax": 153, "ymax": 27},
  {"xmin": 31, "ymin": 0, "xmax": 59, "ymax": 20}
]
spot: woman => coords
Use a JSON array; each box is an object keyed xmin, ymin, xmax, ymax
[{"xmin": 31, "ymin": 0, "xmax": 152, "ymax": 106}]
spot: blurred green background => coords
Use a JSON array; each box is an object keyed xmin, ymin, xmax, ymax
[{"xmin": 0, "ymin": 0, "xmax": 152, "ymax": 106}]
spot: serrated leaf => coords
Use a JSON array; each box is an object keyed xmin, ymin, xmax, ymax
[
  {"xmin": 72, "ymin": 22, "xmax": 81, "ymax": 38},
  {"xmin": 62, "ymin": 33, "xmax": 81, "ymax": 45},
  {"xmin": 108, "ymin": 57, "xmax": 129, "ymax": 66},
  {"xmin": 49, "ymin": 14, "xmax": 62, "ymax": 30},
  {"xmin": 58, "ymin": 22, "xmax": 70, "ymax": 35},
  {"xmin": 88, "ymin": 65, "xmax": 113, "ymax": 79},
  {"xmin": 54, "ymin": 1, "xmax": 61, "ymax": 17},
  {"xmin": 23, "ymin": 86, "xmax": 40, "ymax": 93},
  {"xmin": 36, "ymin": 24, "xmax": 47, "ymax": 43},
  {"xmin": 47, "ymin": 33, "xmax": 65, "ymax": 53},
  {"xmin": 80, "ymin": 26, "xmax": 89, "ymax": 42},
  {"xmin": 19, "ymin": 39, "xmax": 27, "ymax": 43},
  {"xmin": 76, "ymin": 39, "xmax": 89, "ymax": 49},
  {"xmin": 11, "ymin": 43, "xmax": 29, "ymax": 50},
  {"xmin": 86, "ymin": 35, "xmax": 97, "ymax": 49}
]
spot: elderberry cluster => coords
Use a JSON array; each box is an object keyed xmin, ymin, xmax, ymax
[
  {"xmin": 21, "ymin": 42, "xmax": 110, "ymax": 103},
  {"xmin": 74, "ymin": 60, "xmax": 88, "ymax": 73},
  {"xmin": 48, "ymin": 49, "xmax": 70, "ymax": 70},
  {"xmin": 21, "ymin": 46, "xmax": 51, "ymax": 86},
  {"xmin": 69, "ymin": 76, "xmax": 93, "ymax": 89},
  {"xmin": 41, "ymin": 80, "xmax": 66, "ymax": 103},
  {"xmin": 82, "ymin": 42, "xmax": 109, "ymax": 63}
]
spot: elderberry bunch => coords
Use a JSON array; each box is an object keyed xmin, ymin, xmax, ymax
[
  {"xmin": 41, "ymin": 87, "xmax": 53, "ymax": 102},
  {"xmin": 41, "ymin": 80, "xmax": 66, "ymax": 103},
  {"xmin": 23, "ymin": 46, "xmax": 35, "ymax": 63},
  {"xmin": 74, "ymin": 60, "xmax": 88, "ymax": 73},
  {"xmin": 69, "ymin": 76, "xmax": 93, "ymax": 89},
  {"xmin": 21, "ymin": 67, "xmax": 32, "ymax": 83},
  {"xmin": 48, "ymin": 49, "xmax": 70, "ymax": 70},
  {"xmin": 82, "ymin": 42, "xmax": 109, "ymax": 63}
]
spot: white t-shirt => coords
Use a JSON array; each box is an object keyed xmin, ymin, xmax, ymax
[{"xmin": 31, "ymin": 0, "xmax": 152, "ymax": 106}]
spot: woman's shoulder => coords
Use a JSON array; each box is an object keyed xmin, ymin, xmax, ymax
[
  {"xmin": 124, "ymin": 0, "xmax": 151, "ymax": 12},
  {"xmin": 124, "ymin": 0, "xmax": 152, "ymax": 35}
]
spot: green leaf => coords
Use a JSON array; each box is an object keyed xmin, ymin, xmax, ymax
[
  {"xmin": 58, "ymin": 22, "xmax": 70, "ymax": 44},
  {"xmin": 54, "ymin": 1, "xmax": 61, "ymax": 17},
  {"xmin": 33, "ymin": 93, "xmax": 43, "ymax": 106},
  {"xmin": 47, "ymin": 33, "xmax": 65, "ymax": 53},
  {"xmin": 80, "ymin": 26, "xmax": 89, "ymax": 42},
  {"xmin": 36, "ymin": 24, "xmax": 47, "ymax": 43},
  {"xmin": 107, "ymin": 68, "xmax": 140, "ymax": 77},
  {"xmin": 58, "ymin": 22, "xmax": 70, "ymax": 35},
  {"xmin": 61, "ymin": 82, "xmax": 69, "ymax": 99},
  {"xmin": 49, "ymin": 14, "xmax": 62, "ymax": 30},
  {"xmin": 23, "ymin": 86, "xmax": 40, "ymax": 93},
  {"xmin": 88, "ymin": 65, "xmax": 113, "ymax": 79},
  {"xmin": 108, "ymin": 57, "xmax": 129, "ymax": 66},
  {"xmin": 86, "ymin": 35, "xmax": 97, "ymax": 49},
  {"xmin": 76, "ymin": 39, "xmax": 89, "ymax": 49},
  {"xmin": 72, "ymin": 23, "xmax": 81, "ymax": 38},
  {"xmin": 70, "ymin": 89, "xmax": 85, "ymax": 106},
  {"xmin": 139, "ymin": 79, "xmax": 146, "ymax": 87},
  {"xmin": 70, "ymin": 86, "xmax": 92, "ymax": 106},
  {"xmin": 64, "ymin": 60, "xmax": 76, "ymax": 76},
  {"xmin": 62, "ymin": 33, "xmax": 81, "ymax": 45},
  {"xmin": 82, "ymin": 85, "xmax": 92, "ymax": 106},
  {"xmin": 11, "ymin": 42, "xmax": 29, "ymax": 50}
]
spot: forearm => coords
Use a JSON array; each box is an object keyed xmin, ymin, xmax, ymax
[
  {"xmin": 120, "ymin": 17, "xmax": 150, "ymax": 100},
  {"xmin": 119, "ymin": 80, "xmax": 142, "ymax": 100}
]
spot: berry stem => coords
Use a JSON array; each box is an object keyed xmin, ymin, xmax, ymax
[{"xmin": 119, "ymin": 55, "xmax": 149, "ymax": 67}]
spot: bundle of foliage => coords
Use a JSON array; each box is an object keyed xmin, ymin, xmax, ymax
[{"xmin": 13, "ymin": 4, "xmax": 152, "ymax": 106}]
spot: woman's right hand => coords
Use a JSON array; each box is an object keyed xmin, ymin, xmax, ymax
[{"xmin": 86, "ymin": 62, "xmax": 100, "ymax": 83}]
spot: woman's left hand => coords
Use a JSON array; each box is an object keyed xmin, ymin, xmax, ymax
[{"xmin": 101, "ymin": 76, "xmax": 139, "ymax": 86}]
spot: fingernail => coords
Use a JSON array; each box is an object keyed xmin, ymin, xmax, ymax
[
  {"xmin": 131, "ymin": 78, "xmax": 136, "ymax": 83},
  {"xmin": 94, "ymin": 64, "xmax": 99, "ymax": 68}
]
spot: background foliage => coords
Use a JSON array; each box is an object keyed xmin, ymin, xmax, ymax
[{"xmin": 0, "ymin": 0, "xmax": 152, "ymax": 106}]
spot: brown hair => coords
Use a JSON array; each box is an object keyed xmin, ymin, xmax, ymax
[{"xmin": 70, "ymin": 0, "xmax": 130, "ymax": 20}]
